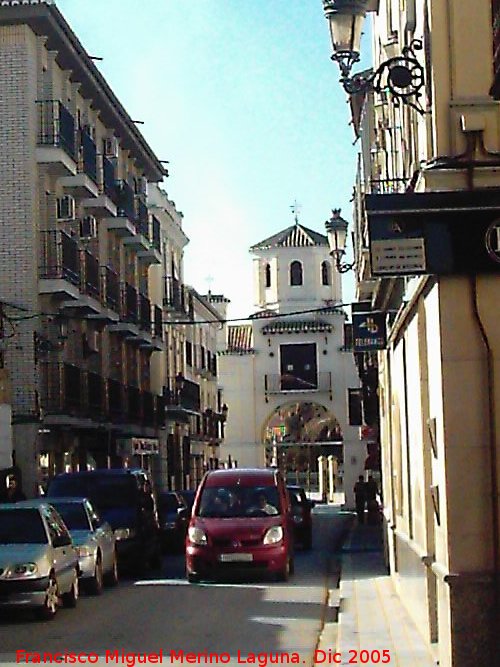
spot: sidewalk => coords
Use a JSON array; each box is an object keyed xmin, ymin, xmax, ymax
[{"xmin": 316, "ymin": 519, "xmax": 437, "ymax": 667}]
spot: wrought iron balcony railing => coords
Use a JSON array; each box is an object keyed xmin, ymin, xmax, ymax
[
  {"xmin": 78, "ymin": 128, "xmax": 97, "ymax": 184},
  {"xmin": 115, "ymin": 180, "xmax": 136, "ymax": 221},
  {"xmin": 164, "ymin": 375, "xmax": 201, "ymax": 413},
  {"xmin": 39, "ymin": 230, "xmax": 80, "ymax": 286},
  {"xmin": 122, "ymin": 282, "xmax": 138, "ymax": 323},
  {"xmin": 151, "ymin": 216, "xmax": 161, "ymax": 252},
  {"xmin": 139, "ymin": 293, "xmax": 151, "ymax": 332},
  {"xmin": 102, "ymin": 266, "xmax": 120, "ymax": 311},
  {"xmin": 264, "ymin": 371, "xmax": 332, "ymax": 394},
  {"xmin": 36, "ymin": 100, "xmax": 77, "ymax": 160},
  {"xmin": 152, "ymin": 305, "xmax": 163, "ymax": 338},
  {"xmin": 82, "ymin": 249, "xmax": 100, "ymax": 299}
]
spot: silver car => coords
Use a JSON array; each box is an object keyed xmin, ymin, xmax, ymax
[
  {"xmin": 0, "ymin": 501, "xmax": 79, "ymax": 619},
  {"xmin": 38, "ymin": 498, "xmax": 118, "ymax": 595}
]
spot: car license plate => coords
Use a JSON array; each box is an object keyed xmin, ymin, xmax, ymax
[{"xmin": 219, "ymin": 553, "xmax": 253, "ymax": 562}]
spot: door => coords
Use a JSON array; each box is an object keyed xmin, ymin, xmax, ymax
[{"xmin": 280, "ymin": 343, "xmax": 317, "ymax": 390}]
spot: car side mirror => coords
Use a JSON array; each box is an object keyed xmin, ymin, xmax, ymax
[{"xmin": 53, "ymin": 534, "xmax": 72, "ymax": 548}]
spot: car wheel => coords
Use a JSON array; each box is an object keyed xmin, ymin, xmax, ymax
[
  {"xmin": 104, "ymin": 551, "xmax": 119, "ymax": 587},
  {"xmin": 87, "ymin": 555, "xmax": 103, "ymax": 595},
  {"xmin": 187, "ymin": 571, "xmax": 200, "ymax": 584},
  {"xmin": 38, "ymin": 574, "xmax": 59, "ymax": 620},
  {"xmin": 62, "ymin": 570, "xmax": 79, "ymax": 608}
]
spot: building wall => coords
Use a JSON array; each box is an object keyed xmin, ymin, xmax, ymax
[{"xmin": 361, "ymin": 1, "xmax": 500, "ymax": 664}]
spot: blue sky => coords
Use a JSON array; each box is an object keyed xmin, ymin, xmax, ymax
[{"xmin": 57, "ymin": 0, "xmax": 363, "ymax": 318}]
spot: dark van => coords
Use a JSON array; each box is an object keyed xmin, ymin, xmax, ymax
[
  {"xmin": 47, "ymin": 469, "xmax": 161, "ymax": 572},
  {"xmin": 186, "ymin": 468, "xmax": 294, "ymax": 582}
]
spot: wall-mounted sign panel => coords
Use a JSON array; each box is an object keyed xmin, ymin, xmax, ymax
[
  {"xmin": 352, "ymin": 312, "xmax": 387, "ymax": 351},
  {"xmin": 366, "ymin": 189, "xmax": 500, "ymax": 277}
]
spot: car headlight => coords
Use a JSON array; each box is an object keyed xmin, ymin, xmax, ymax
[
  {"xmin": 188, "ymin": 526, "xmax": 207, "ymax": 546},
  {"xmin": 114, "ymin": 528, "xmax": 136, "ymax": 540},
  {"xmin": 77, "ymin": 545, "xmax": 93, "ymax": 558},
  {"xmin": 3, "ymin": 563, "xmax": 38, "ymax": 579},
  {"xmin": 263, "ymin": 526, "xmax": 283, "ymax": 545}
]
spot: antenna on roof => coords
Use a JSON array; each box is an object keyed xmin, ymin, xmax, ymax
[{"xmin": 290, "ymin": 200, "xmax": 301, "ymax": 225}]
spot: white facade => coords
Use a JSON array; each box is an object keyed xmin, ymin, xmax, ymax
[{"xmin": 219, "ymin": 223, "xmax": 363, "ymax": 506}]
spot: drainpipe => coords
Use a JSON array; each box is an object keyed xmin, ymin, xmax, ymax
[{"xmin": 469, "ymin": 276, "xmax": 499, "ymax": 643}]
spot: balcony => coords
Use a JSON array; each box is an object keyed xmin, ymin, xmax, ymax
[
  {"xmin": 164, "ymin": 375, "xmax": 201, "ymax": 422},
  {"xmin": 40, "ymin": 362, "xmax": 100, "ymax": 428},
  {"xmin": 164, "ymin": 276, "xmax": 192, "ymax": 318},
  {"xmin": 101, "ymin": 266, "xmax": 120, "ymax": 312},
  {"xmin": 152, "ymin": 305, "xmax": 163, "ymax": 339},
  {"xmin": 107, "ymin": 282, "xmax": 140, "ymax": 338},
  {"xmin": 123, "ymin": 199, "xmax": 151, "ymax": 252},
  {"xmin": 39, "ymin": 230, "xmax": 81, "ymax": 299},
  {"xmin": 82, "ymin": 155, "xmax": 117, "ymax": 216},
  {"xmin": 108, "ymin": 378, "xmax": 125, "ymax": 423},
  {"xmin": 59, "ymin": 129, "xmax": 99, "ymax": 198},
  {"xmin": 86, "ymin": 371, "xmax": 104, "ymax": 419},
  {"xmin": 264, "ymin": 372, "xmax": 332, "ymax": 396},
  {"xmin": 142, "ymin": 391, "xmax": 155, "ymax": 428},
  {"xmin": 116, "ymin": 180, "xmax": 136, "ymax": 221},
  {"xmin": 138, "ymin": 293, "xmax": 151, "ymax": 332},
  {"xmin": 127, "ymin": 385, "xmax": 142, "ymax": 423},
  {"xmin": 81, "ymin": 250, "xmax": 100, "ymax": 300},
  {"xmin": 59, "ymin": 248, "xmax": 104, "ymax": 316},
  {"xmin": 104, "ymin": 180, "xmax": 136, "ymax": 237},
  {"xmin": 36, "ymin": 100, "xmax": 77, "ymax": 176}
]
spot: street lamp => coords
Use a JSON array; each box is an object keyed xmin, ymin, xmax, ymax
[
  {"xmin": 322, "ymin": 0, "xmax": 426, "ymax": 114},
  {"xmin": 325, "ymin": 209, "xmax": 355, "ymax": 273}
]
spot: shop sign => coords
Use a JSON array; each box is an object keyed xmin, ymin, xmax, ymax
[
  {"xmin": 131, "ymin": 438, "xmax": 159, "ymax": 456},
  {"xmin": 352, "ymin": 312, "xmax": 387, "ymax": 351},
  {"xmin": 366, "ymin": 189, "xmax": 500, "ymax": 277}
]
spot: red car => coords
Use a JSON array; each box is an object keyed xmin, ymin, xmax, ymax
[{"xmin": 185, "ymin": 468, "xmax": 294, "ymax": 582}]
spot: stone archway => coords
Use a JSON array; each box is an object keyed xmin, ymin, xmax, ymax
[{"xmin": 262, "ymin": 401, "xmax": 343, "ymax": 492}]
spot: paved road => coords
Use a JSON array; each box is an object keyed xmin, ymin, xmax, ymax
[{"xmin": 0, "ymin": 506, "xmax": 353, "ymax": 666}]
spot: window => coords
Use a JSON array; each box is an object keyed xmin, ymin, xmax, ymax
[
  {"xmin": 186, "ymin": 341, "xmax": 193, "ymax": 367},
  {"xmin": 265, "ymin": 263, "xmax": 271, "ymax": 288},
  {"xmin": 321, "ymin": 261, "xmax": 331, "ymax": 286},
  {"xmin": 290, "ymin": 261, "xmax": 303, "ymax": 286}
]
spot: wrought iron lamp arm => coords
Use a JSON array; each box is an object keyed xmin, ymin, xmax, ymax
[{"xmin": 333, "ymin": 39, "xmax": 427, "ymax": 115}]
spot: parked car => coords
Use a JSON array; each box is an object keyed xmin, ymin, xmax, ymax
[
  {"xmin": 186, "ymin": 468, "xmax": 294, "ymax": 583},
  {"xmin": 33, "ymin": 497, "xmax": 118, "ymax": 594},
  {"xmin": 157, "ymin": 492, "xmax": 189, "ymax": 551},
  {"xmin": 47, "ymin": 469, "xmax": 161, "ymax": 573},
  {"xmin": 287, "ymin": 485, "xmax": 313, "ymax": 549},
  {"xmin": 179, "ymin": 489, "xmax": 196, "ymax": 515},
  {"xmin": 0, "ymin": 501, "xmax": 79, "ymax": 619}
]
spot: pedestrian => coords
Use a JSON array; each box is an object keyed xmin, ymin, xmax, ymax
[
  {"xmin": 365, "ymin": 476, "xmax": 380, "ymax": 524},
  {"xmin": 0, "ymin": 475, "xmax": 27, "ymax": 503},
  {"xmin": 353, "ymin": 475, "xmax": 366, "ymax": 524}
]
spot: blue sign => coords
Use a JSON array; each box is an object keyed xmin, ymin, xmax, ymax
[{"xmin": 352, "ymin": 313, "xmax": 387, "ymax": 352}]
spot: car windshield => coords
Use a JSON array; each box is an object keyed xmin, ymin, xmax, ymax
[
  {"xmin": 49, "ymin": 476, "xmax": 137, "ymax": 510},
  {"xmin": 0, "ymin": 509, "xmax": 47, "ymax": 544},
  {"xmin": 50, "ymin": 503, "xmax": 91, "ymax": 531},
  {"xmin": 198, "ymin": 486, "xmax": 281, "ymax": 518},
  {"xmin": 159, "ymin": 494, "xmax": 180, "ymax": 513}
]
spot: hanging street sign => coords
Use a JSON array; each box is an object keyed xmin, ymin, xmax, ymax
[
  {"xmin": 352, "ymin": 312, "xmax": 387, "ymax": 351},
  {"xmin": 365, "ymin": 189, "xmax": 500, "ymax": 277}
]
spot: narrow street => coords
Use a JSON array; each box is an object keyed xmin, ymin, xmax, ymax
[{"xmin": 0, "ymin": 507, "xmax": 352, "ymax": 666}]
